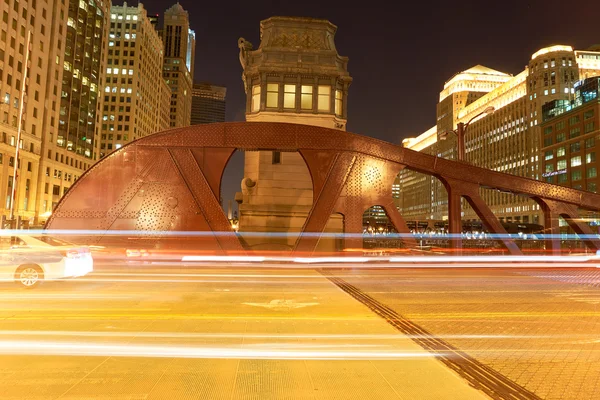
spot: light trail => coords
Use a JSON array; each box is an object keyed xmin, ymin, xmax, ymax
[
  {"xmin": 0, "ymin": 340, "xmax": 441, "ymax": 360},
  {"xmin": 0, "ymin": 330, "xmax": 589, "ymax": 340}
]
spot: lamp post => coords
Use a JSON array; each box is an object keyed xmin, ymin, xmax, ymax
[{"xmin": 440, "ymin": 106, "xmax": 495, "ymax": 161}]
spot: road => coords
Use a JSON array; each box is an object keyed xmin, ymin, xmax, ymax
[{"xmin": 1, "ymin": 262, "xmax": 599, "ymax": 399}]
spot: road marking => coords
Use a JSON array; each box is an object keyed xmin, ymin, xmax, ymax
[{"xmin": 242, "ymin": 299, "xmax": 319, "ymax": 310}]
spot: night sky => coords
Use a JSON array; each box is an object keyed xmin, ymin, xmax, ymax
[{"xmin": 139, "ymin": 0, "xmax": 600, "ymax": 208}]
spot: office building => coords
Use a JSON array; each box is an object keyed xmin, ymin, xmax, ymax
[
  {"xmin": 540, "ymin": 76, "xmax": 599, "ymax": 193},
  {"xmin": 160, "ymin": 3, "xmax": 195, "ymax": 128},
  {"xmin": 0, "ymin": 0, "xmax": 110, "ymax": 226},
  {"xmin": 191, "ymin": 82, "xmax": 226, "ymax": 125},
  {"xmin": 100, "ymin": 2, "xmax": 170, "ymax": 158},
  {"xmin": 399, "ymin": 45, "xmax": 600, "ymax": 225},
  {"xmin": 236, "ymin": 16, "xmax": 352, "ymax": 250}
]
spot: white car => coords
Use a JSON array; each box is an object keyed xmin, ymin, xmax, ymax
[{"xmin": 0, "ymin": 235, "xmax": 93, "ymax": 288}]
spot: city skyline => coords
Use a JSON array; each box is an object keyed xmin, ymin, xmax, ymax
[{"xmin": 140, "ymin": 0, "xmax": 600, "ymax": 143}]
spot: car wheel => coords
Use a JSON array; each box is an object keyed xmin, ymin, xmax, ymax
[{"xmin": 15, "ymin": 265, "xmax": 44, "ymax": 289}]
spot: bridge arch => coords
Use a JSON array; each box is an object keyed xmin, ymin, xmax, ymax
[{"xmin": 46, "ymin": 122, "xmax": 600, "ymax": 255}]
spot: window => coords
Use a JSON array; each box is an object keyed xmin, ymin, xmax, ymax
[
  {"xmin": 557, "ymin": 147, "xmax": 566, "ymax": 157},
  {"xmin": 543, "ymin": 126, "xmax": 553, "ymax": 135},
  {"xmin": 587, "ymin": 167, "xmax": 597, "ymax": 179},
  {"xmin": 556, "ymin": 132, "xmax": 565, "ymax": 143},
  {"xmin": 586, "ymin": 137, "xmax": 595, "ymax": 148},
  {"xmin": 545, "ymin": 164, "xmax": 554, "ymax": 173},
  {"xmin": 543, "ymin": 137, "xmax": 552, "ymax": 146},
  {"xmin": 584, "ymin": 109, "xmax": 594, "ymax": 120},
  {"xmin": 569, "ymin": 127, "xmax": 580, "ymax": 139},
  {"xmin": 544, "ymin": 150, "xmax": 553, "ymax": 160},
  {"xmin": 300, "ymin": 85, "xmax": 313, "ymax": 110},
  {"xmin": 570, "ymin": 142, "xmax": 581, "ymax": 153},
  {"xmin": 335, "ymin": 90, "xmax": 343, "ymax": 116},
  {"xmin": 587, "ymin": 152, "xmax": 596, "ymax": 164},
  {"xmin": 585, "ymin": 122, "xmax": 595, "ymax": 133},
  {"xmin": 572, "ymin": 170, "xmax": 582, "ymax": 181},
  {"xmin": 558, "ymin": 173, "xmax": 568, "ymax": 183},
  {"xmin": 52, "ymin": 185, "xmax": 60, "ymax": 196},
  {"xmin": 272, "ymin": 151, "xmax": 281, "ymax": 164},
  {"xmin": 283, "ymin": 84, "xmax": 296, "ymax": 109},
  {"xmin": 557, "ymin": 159, "xmax": 567, "ymax": 170},
  {"xmin": 251, "ymin": 85, "xmax": 260, "ymax": 112},
  {"xmin": 571, "ymin": 156, "xmax": 582, "ymax": 167},
  {"xmin": 589, "ymin": 182, "xmax": 597, "ymax": 193},
  {"xmin": 266, "ymin": 83, "xmax": 278, "ymax": 108},
  {"xmin": 569, "ymin": 115, "xmax": 580, "ymax": 125},
  {"xmin": 318, "ymin": 85, "xmax": 330, "ymax": 111}
]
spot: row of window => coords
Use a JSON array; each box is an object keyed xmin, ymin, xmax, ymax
[
  {"xmin": 251, "ymin": 84, "xmax": 343, "ymax": 115},
  {"xmin": 545, "ymin": 153, "xmax": 596, "ymax": 172}
]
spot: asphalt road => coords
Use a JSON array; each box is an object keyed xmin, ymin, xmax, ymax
[{"xmin": 1, "ymin": 262, "xmax": 599, "ymax": 399}]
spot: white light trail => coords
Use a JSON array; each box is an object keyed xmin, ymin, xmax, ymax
[
  {"xmin": 0, "ymin": 340, "xmax": 440, "ymax": 360},
  {"xmin": 0, "ymin": 331, "xmax": 580, "ymax": 340}
]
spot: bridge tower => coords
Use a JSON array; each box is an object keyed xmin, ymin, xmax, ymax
[{"xmin": 237, "ymin": 17, "xmax": 352, "ymax": 250}]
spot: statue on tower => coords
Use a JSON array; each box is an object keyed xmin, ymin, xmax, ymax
[{"xmin": 238, "ymin": 38, "xmax": 253, "ymax": 92}]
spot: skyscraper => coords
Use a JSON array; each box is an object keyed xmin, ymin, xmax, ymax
[
  {"xmin": 99, "ymin": 2, "xmax": 170, "ymax": 158},
  {"xmin": 160, "ymin": 3, "xmax": 195, "ymax": 128},
  {"xmin": 0, "ymin": 0, "xmax": 110, "ymax": 226},
  {"xmin": 191, "ymin": 82, "xmax": 226, "ymax": 125}
]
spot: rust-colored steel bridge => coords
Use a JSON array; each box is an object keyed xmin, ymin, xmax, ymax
[{"xmin": 46, "ymin": 122, "xmax": 600, "ymax": 255}]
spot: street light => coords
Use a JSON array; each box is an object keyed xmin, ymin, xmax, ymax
[{"xmin": 440, "ymin": 106, "xmax": 495, "ymax": 161}]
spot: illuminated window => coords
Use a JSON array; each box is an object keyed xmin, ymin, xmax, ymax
[
  {"xmin": 301, "ymin": 85, "xmax": 313, "ymax": 110},
  {"xmin": 588, "ymin": 167, "xmax": 597, "ymax": 179},
  {"xmin": 335, "ymin": 90, "xmax": 342, "ymax": 116},
  {"xmin": 557, "ymin": 159, "xmax": 567, "ymax": 170},
  {"xmin": 318, "ymin": 85, "xmax": 330, "ymax": 111},
  {"xmin": 587, "ymin": 152, "xmax": 596, "ymax": 164},
  {"xmin": 571, "ymin": 156, "xmax": 582, "ymax": 167},
  {"xmin": 266, "ymin": 83, "xmax": 278, "ymax": 108},
  {"xmin": 251, "ymin": 85, "xmax": 260, "ymax": 112},
  {"xmin": 557, "ymin": 146, "xmax": 566, "ymax": 157},
  {"xmin": 544, "ymin": 150, "xmax": 553, "ymax": 160},
  {"xmin": 572, "ymin": 170, "xmax": 582, "ymax": 181},
  {"xmin": 545, "ymin": 163, "xmax": 554, "ymax": 173},
  {"xmin": 283, "ymin": 85, "xmax": 296, "ymax": 109}
]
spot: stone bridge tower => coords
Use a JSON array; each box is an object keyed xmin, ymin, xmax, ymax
[{"xmin": 237, "ymin": 16, "xmax": 352, "ymax": 250}]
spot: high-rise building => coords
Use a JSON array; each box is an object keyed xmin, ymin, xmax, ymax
[
  {"xmin": 191, "ymin": 82, "xmax": 226, "ymax": 125},
  {"xmin": 540, "ymin": 77, "xmax": 599, "ymax": 194},
  {"xmin": 160, "ymin": 3, "xmax": 195, "ymax": 128},
  {"xmin": 0, "ymin": 0, "xmax": 110, "ymax": 227},
  {"xmin": 236, "ymin": 16, "xmax": 352, "ymax": 250},
  {"xmin": 398, "ymin": 45, "xmax": 600, "ymax": 226},
  {"xmin": 99, "ymin": 2, "xmax": 170, "ymax": 158}
]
